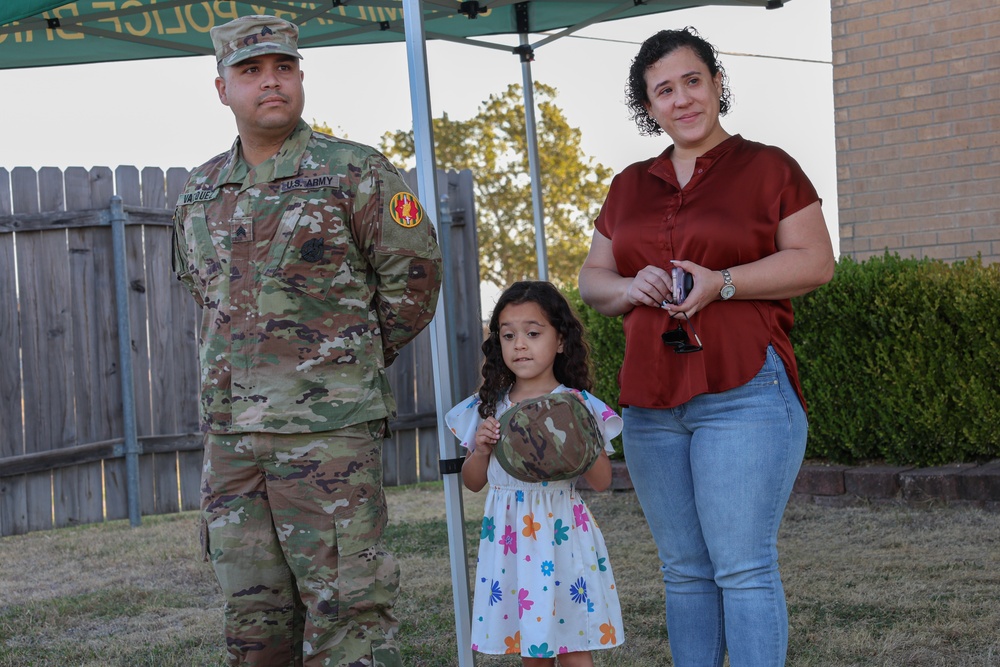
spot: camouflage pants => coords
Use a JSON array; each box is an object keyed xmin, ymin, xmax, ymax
[{"xmin": 201, "ymin": 422, "xmax": 402, "ymax": 667}]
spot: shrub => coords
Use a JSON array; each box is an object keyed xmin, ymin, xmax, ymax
[
  {"xmin": 793, "ymin": 253, "xmax": 1000, "ymax": 466},
  {"xmin": 564, "ymin": 287, "xmax": 625, "ymax": 458}
]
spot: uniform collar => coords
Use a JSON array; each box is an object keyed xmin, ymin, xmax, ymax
[{"xmin": 213, "ymin": 119, "xmax": 312, "ymax": 191}]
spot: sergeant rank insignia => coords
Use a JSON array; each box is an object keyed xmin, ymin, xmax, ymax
[{"xmin": 389, "ymin": 192, "xmax": 423, "ymax": 228}]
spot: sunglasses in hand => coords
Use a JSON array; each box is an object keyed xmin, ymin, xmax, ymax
[{"xmin": 661, "ymin": 311, "xmax": 703, "ymax": 354}]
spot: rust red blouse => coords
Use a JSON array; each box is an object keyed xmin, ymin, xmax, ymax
[{"xmin": 594, "ymin": 135, "xmax": 819, "ymax": 410}]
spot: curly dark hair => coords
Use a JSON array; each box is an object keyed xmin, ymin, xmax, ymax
[
  {"xmin": 625, "ymin": 27, "xmax": 733, "ymax": 136},
  {"xmin": 478, "ymin": 281, "xmax": 593, "ymax": 419}
]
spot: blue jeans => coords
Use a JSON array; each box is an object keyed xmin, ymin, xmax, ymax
[{"xmin": 623, "ymin": 346, "xmax": 807, "ymax": 667}]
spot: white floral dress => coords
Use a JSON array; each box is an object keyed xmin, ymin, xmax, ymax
[{"xmin": 445, "ymin": 385, "xmax": 625, "ymax": 658}]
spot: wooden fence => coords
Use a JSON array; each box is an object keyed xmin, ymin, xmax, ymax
[{"xmin": 0, "ymin": 165, "xmax": 482, "ymax": 537}]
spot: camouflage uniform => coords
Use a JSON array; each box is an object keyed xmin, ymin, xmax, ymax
[{"xmin": 173, "ymin": 119, "xmax": 442, "ymax": 666}]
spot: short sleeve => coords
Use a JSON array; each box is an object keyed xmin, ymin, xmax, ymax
[{"xmin": 445, "ymin": 394, "xmax": 485, "ymax": 453}]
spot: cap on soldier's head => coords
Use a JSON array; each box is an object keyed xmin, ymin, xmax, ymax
[{"xmin": 210, "ymin": 15, "xmax": 303, "ymax": 67}]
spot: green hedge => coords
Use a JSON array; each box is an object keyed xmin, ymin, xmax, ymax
[
  {"xmin": 565, "ymin": 288, "xmax": 625, "ymax": 458},
  {"xmin": 565, "ymin": 254, "xmax": 1000, "ymax": 467}
]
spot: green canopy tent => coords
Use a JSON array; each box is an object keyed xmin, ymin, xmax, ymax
[
  {"xmin": 0, "ymin": 0, "xmax": 781, "ymax": 69},
  {"xmin": 1, "ymin": 1, "xmax": 785, "ymax": 662}
]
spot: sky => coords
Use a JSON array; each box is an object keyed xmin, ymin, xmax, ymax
[{"xmin": 0, "ymin": 0, "xmax": 838, "ymax": 265}]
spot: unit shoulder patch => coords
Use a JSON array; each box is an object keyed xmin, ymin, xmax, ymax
[{"xmin": 389, "ymin": 192, "xmax": 423, "ymax": 228}]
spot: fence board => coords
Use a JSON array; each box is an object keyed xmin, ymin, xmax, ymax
[
  {"xmin": 141, "ymin": 167, "xmax": 166, "ymax": 209},
  {"xmin": 12, "ymin": 169, "xmax": 46, "ymax": 533},
  {"xmin": 166, "ymin": 168, "xmax": 188, "ymax": 210},
  {"xmin": 450, "ymin": 170, "xmax": 485, "ymax": 397},
  {"xmin": 145, "ymin": 223, "xmax": 181, "ymax": 514},
  {"xmin": 3, "ymin": 168, "xmax": 32, "ymax": 535},
  {"xmin": 37, "ymin": 166, "xmax": 82, "ymax": 530},
  {"xmin": 38, "ymin": 167, "xmax": 64, "ymax": 213},
  {"xmin": 384, "ymin": 341, "xmax": 415, "ymax": 486},
  {"xmin": 68, "ymin": 226, "xmax": 118, "ymax": 526},
  {"xmin": 64, "ymin": 168, "xmax": 109, "ymax": 527},
  {"xmin": 89, "ymin": 167, "xmax": 129, "ymax": 523},
  {"xmin": 15, "ymin": 170, "xmax": 75, "ymax": 532},
  {"xmin": 0, "ymin": 181, "xmax": 26, "ymax": 534},
  {"xmin": 0, "ymin": 168, "xmax": 10, "ymax": 215},
  {"xmin": 414, "ymin": 328, "xmax": 438, "ymax": 483}
]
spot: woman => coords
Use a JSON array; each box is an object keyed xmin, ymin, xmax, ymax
[{"xmin": 578, "ymin": 28, "xmax": 835, "ymax": 667}]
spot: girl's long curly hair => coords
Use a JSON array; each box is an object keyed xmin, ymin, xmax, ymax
[
  {"xmin": 478, "ymin": 281, "xmax": 593, "ymax": 419},
  {"xmin": 626, "ymin": 26, "xmax": 733, "ymax": 137}
]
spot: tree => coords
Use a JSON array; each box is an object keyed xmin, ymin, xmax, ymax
[{"xmin": 379, "ymin": 83, "xmax": 613, "ymax": 290}]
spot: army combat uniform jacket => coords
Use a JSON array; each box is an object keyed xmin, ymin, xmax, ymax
[{"xmin": 173, "ymin": 120, "xmax": 442, "ymax": 435}]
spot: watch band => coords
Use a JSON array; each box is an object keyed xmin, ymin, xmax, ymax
[{"xmin": 720, "ymin": 269, "xmax": 736, "ymax": 300}]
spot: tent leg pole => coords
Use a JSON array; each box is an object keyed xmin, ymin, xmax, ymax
[
  {"xmin": 403, "ymin": 1, "xmax": 475, "ymax": 664},
  {"xmin": 519, "ymin": 32, "xmax": 548, "ymax": 281}
]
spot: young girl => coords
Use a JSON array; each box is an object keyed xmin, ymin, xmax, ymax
[{"xmin": 446, "ymin": 281, "xmax": 624, "ymax": 667}]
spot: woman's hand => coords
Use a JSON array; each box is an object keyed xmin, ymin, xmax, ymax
[
  {"xmin": 665, "ymin": 201, "xmax": 836, "ymax": 317},
  {"xmin": 580, "ymin": 230, "xmax": 676, "ymax": 316},
  {"xmin": 661, "ymin": 259, "xmax": 719, "ymax": 318},
  {"xmin": 626, "ymin": 265, "xmax": 674, "ymax": 309}
]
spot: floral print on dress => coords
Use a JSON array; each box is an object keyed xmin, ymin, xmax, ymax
[
  {"xmin": 522, "ymin": 513, "xmax": 540, "ymax": 540},
  {"xmin": 481, "ymin": 516, "xmax": 495, "ymax": 542},
  {"xmin": 504, "ymin": 631, "xmax": 521, "ymax": 655},
  {"xmin": 501, "ymin": 525, "xmax": 517, "ymax": 555},
  {"xmin": 528, "ymin": 643, "xmax": 555, "ymax": 658},
  {"xmin": 518, "ymin": 588, "xmax": 534, "ymax": 619},
  {"xmin": 552, "ymin": 519, "xmax": 569, "ymax": 546}
]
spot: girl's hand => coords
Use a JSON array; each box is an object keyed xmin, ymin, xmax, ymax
[
  {"xmin": 474, "ymin": 416, "xmax": 500, "ymax": 456},
  {"xmin": 463, "ymin": 417, "xmax": 499, "ymax": 493}
]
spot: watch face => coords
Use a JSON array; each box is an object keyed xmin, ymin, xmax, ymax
[{"xmin": 721, "ymin": 285, "xmax": 736, "ymax": 300}]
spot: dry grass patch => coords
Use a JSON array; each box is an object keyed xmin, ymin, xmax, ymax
[{"xmin": 1, "ymin": 485, "xmax": 998, "ymax": 666}]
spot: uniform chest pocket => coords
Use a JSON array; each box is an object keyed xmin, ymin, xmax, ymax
[{"xmin": 264, "ymin": 195, "xmax": 352, "ymax": 301}]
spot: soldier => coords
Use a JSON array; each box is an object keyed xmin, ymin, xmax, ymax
[{"xmin": 172, "ymin": 14, "xmax": 443, "ymax": 667}]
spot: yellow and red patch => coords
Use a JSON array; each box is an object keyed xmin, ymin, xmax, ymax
[{"xmin": 389, "ymin": 192, "xmax": 423, "ymax": 228}]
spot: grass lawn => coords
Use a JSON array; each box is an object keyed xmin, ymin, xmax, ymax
[{"xmin": 1, "ymin": 483, "xmax": 998, "ymax": 666}]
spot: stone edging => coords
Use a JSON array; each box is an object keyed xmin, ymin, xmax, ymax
[
  {"xmin": 581, "ymin": 460, "xmax": 1000, "ymax": 511},
  {"xmin": 791, "ymin": 460, "xmax": 1000, "ymax": 510}
]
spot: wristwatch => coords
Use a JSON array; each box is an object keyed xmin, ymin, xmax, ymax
[{"xmin": 719, "ymin": 269, "xmax": 736, "ymax": 300}]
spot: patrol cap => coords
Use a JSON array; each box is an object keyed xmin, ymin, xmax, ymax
[
  {"xmin": 495, "ymin": 391, "xmax": 603, "ymax": 483},
  {"xmin": 211, "ymin": 15, "xmax": 303, "ymax": 67}
]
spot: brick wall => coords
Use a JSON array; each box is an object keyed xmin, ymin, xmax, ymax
[{"xmin": 831, "ymin": 0, "xmax": 999, "ymax": 263}]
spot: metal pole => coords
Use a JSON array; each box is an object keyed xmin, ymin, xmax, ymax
[
  {"xmin": 519, "ymin": 33, "xmax": 549, "ymax": 281},
  {"xmin": 402, "ymin": 1, "xmax": 475, "ymax": 664},
  {"xmin": 109, "ymin": 196, "xmax": 141, "ymax": 527}
]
